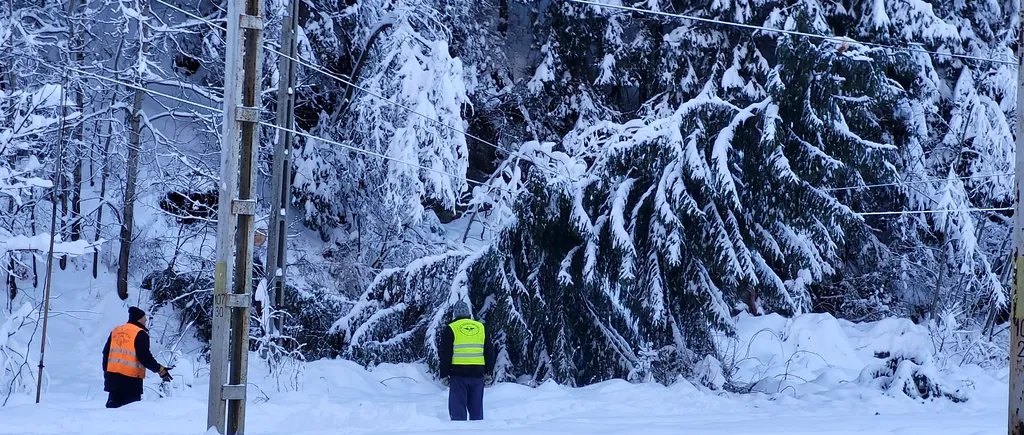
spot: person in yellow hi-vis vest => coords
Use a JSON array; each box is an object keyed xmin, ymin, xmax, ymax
[
  {"xmin": 101, "ymin": 307, "xmax": 173, "ymax": 408},
  {"xmin": 438, "ymin": 300, "xmax": 495, "ymax": 421}
]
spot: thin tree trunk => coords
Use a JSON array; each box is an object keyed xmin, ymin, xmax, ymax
[
  {"xmin": 94, "ymin": 40, "xmax": 124, "ymax": 279},
  {"xmin": 117, "ymin": 103, "xmax": 143, "ymax": 299},
  {"xmin": 988, "ymin": 228, "xmax": 1015, "ymax": 338},
  {"xmin": 68, "ymin": 0, "xmax": 85, "ymax": 250},
  {"xmin": 58, "ymin": 158, "xmax": 68, "ymax": 269},
  {"xmin": 116, "ymin": 0, "xmax": 150, "ymax": 300},
  {"xmin": 31, "ymin": 200, "xmax": 38, "ymax": 288},
  {"xmin": 4, "ymin": 199, "xmax": 13, "ymax": 302},
  {"xmin": 961, "ymin": 218, "xmax": 989, "ymax": 313},
  {"xmin": 89, "ymin": 124, "xmax": 96, "ymax": 188},
  {"xmin": 332, "ymin": 19, "xmax": 395, "ymax": 123},
  {"xmin": 2, "ymin": 13, "xmax": 14, "ymax": 298},
  {"xmin": 71, "ymin": 140, "xmax": 83, "ymax": 242},
  {"xmin": 3, "ymin": 1, "xmax": 14, "ymax": 91},
  {"xmin": 94, "ymin": 106, "xmax": 115, "ymax": 278},
  {"xmin": 7, "ymin": 256, "xmax": 15, "ymax": 303},
  {"xmin": 94, "ymin": 130, "xmax": 112, "ymax": 278},
  {"xmin": 58, "ymin": 0, "xmax": 83, "ymax": 270},
  {"xmin": 498, "ymin": 0, "xmax": 508, "ymax": 34},
  {"xmin": 4, "ymin": 1, "xmax": 14, "ymax": 92},
  {"xmin": 930, "ymin": 237, "xmax": 948, "ymax": 321}
]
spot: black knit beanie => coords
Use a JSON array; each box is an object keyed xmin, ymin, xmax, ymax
[{"xmin": 128, "ymin": 306, "xmax": 146, "ymax": 323}]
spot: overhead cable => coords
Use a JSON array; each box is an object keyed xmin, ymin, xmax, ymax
[
  {"xmin": 567, "ymin": 0, "xmax": 1016, "ymax": 66},
  {"xmin": 152, "ymin": 0, "xmax": 573, "ymax": 182},
  {"xmin": 40, "ymin": 61, "xmax": 522, "ymax": 197},
  {"xmin": 824, "ymin": 172, "xmax": 1015, "ymax": 192},
  {"xmin": 857, "ymin": 207, "xmax": 1012, "ymax": 217}
]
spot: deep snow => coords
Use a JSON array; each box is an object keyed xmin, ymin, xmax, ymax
[
  {"xmin": 0, "ymin": 267, "xmax": 1009, "ymax": 435},
  {"xmin": 1, "ymin": 358, "xmax": 1006, "ymax": 435}
]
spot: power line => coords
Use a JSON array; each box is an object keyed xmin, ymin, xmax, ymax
[
  {"xmin": 278, "ymin": 51, "xmax": 579, "ymax": 183},
  {"xmin": 151, "ymin": 0, "xmax": 1018, "ymax": 189},
  {"xmin": 567, "ymin": 0, "xmax": 1016, "ymax": 66},
  {"xmin": 825, "ymin": 172, "xmax": 1015, "ymax": 192},
  {"xmin": 152, "ymin": 0, "xmax": 357, "ymax": 80},
  {"xmin": 255, "ymin": 121, "xmax": 521, "ymax": 196},
  {"xmin": 46, "ymin": 61, "xmax": 1017, "ymax": 218},
  {"xmin": 42, "ymin": 61, "xmax": 522, "ymax": 198},
  {"xmin": 38, "ymin": 62, "xmax": 222, "ymax": 113},
  {"xmin": 51, "ymin": 7, "xmax": 1019, "ymax": 217},
  {"xmin": 150, "ymin": 0, "xmax": 572, "ymax": 182},
  {"xmin": 857, "ymin": 207, "xmax": 1012, "ymax": 217},
  {"xmin": 269, "ymin": 51, "xmax": 579, "ymax": 183}
]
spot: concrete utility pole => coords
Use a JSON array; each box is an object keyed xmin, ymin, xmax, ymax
[
  {"xmin": 1010, "ymin": 1, "xmax": 1024, "ymax": 433},
  {"xmin": 265, "ymin": 0, "xmax": 300, "ymax": 349},
  {"xmin": 208, "ymin": 0, "xmax": 263, "ymax": 430}
]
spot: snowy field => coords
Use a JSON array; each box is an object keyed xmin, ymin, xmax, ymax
[
  {"xmin": 0, "ymin": 359, "xmax": 1005, "ymax": 435},
  {"xmin": 0, "ymin": 270, "xmax": 1009, "ymax": 434}
]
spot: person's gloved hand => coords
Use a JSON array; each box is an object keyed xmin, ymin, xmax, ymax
[
  {"xmin": 159, "ymin": 366, "xmax": 173, "ymax": 382},
  {"xmin": 440, "ymin": 377, "xmax": 449, "ymax": 387},
  {"xmin": 484, "ymin": 375, "xmax": 493, "ymax": 385}
]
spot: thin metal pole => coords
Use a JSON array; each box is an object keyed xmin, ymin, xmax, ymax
[
  {"xmin": 1009, "ymin": 0, "xmax": 1024, "ymax": 432},
  {"xmin": 35, "ymin": 71, "xmax": 68, "ymax": 404}
]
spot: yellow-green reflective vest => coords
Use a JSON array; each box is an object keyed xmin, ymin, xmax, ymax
[{"xmin": 450, "ymin": 318, "xmax": 486, "ymax": 366}]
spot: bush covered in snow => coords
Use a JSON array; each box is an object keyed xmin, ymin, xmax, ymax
[
  {"xmin": 275, "ymin": 285, "xmax": 348, "ymax": 360},
  {"xmin": 0, "ymin": 303, "xmax": 37, "ymax": 403},
  {"xmin": 146, "ymin": 267, "xmax": 346, "ymax": 360},
  {"xmin": 858, "ymin": 350, "xmax": 968, "ymax": 403},
  {"xmin": 146, "ymin": 268, "xmax": 216, "ymax": 347}
]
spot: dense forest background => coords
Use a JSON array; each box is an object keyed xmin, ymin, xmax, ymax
[{"xmin": 1, "ymin": 0, "xmax": 1017, "ymax": 389}]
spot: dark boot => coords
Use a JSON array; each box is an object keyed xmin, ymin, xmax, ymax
[
  {"xmin": 106, "ymin": 392, "xmax": 124, "ymax": 408},
  {"xmin": 106, "ymin": 391, "xmax": 141, "ymax": 408}
]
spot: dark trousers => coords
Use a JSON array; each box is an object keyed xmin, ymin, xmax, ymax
[
  {"xmin": 448, "ymin": 376, "xmax": 484, "ymax": 421},
  {"xmin": 106, "ymin": 391, "xmax": 142, "ymax": 408}
]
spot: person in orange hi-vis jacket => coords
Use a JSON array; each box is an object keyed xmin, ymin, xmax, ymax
[{"xmin": 101, "ymin": 306, "xmax": 173, "ymax": 408}]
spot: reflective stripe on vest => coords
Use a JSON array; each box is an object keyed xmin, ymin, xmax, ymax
[
  {"xmin": 107, "ymin": 323, "xmax": 146, "ymax": 378},
  {"xmin": 450, "ymin": 318, "xmax": 485, "ymax": 366}
]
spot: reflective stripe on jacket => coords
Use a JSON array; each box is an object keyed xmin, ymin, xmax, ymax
[
  {"xmin": 106, "ymin": 323, "xmax": 146, "ymax": 378},
  {"xmin": 450, "ymin": 318, "xmax": 486, "ymax": 366}
]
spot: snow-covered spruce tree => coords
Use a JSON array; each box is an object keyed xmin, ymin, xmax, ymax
[
  {"xmin": 440, "ymin": 0, "xmax": 584, "ymax": 243},
  {"xmin": 853, "ymin": 0, "xmax": 1015, "ymax": 333},
  {"xmin": 333, "ymin": 251, "xmax": 474, "ymax": 367},
  {"xmin": 513, "ymin": 12, "xmax": 908, "ymax": 384},
  {"xmin": 291, "ymin": 1, "xmax": 471, "ymax": 299},
  {"xmin": 331, "ymin": 142, "xmax": 571, "ymax": 373},
  {"xmin": 516, "ymin": 1, "xmax": 621, "ymax": 142},
  {"xmin": 926, "ymin": 2, "xmax": 1015, "ymax": 333},
  {"xmin": 338, "ymin": 1, "xmax": 934, "ymax": 387}
]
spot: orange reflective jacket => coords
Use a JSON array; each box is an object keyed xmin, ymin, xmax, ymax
[{"xmin": 106, "ymin": 323, "xmax": 146, "ymax": 378}]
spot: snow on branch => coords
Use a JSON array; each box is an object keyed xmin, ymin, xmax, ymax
[{"xmin": 0, "ymin": 234, "xmax": 105, "ymax": 257}]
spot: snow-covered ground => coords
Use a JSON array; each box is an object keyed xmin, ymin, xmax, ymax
[
  {"xmin": 1, "ymin": 358, "xmax": 1005, "ymax": 435},
  {"xmin": 0, "ymin": 268, "xmax": 1009, "ymax": 434}
]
